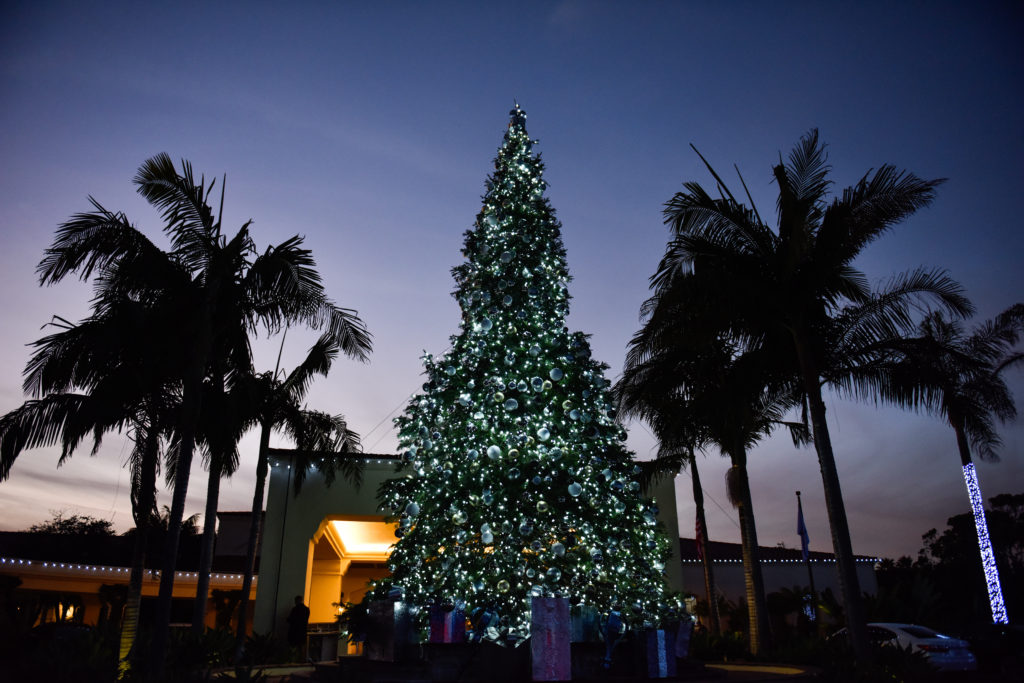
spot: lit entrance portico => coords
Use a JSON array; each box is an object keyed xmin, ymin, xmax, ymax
[
  {"xmin": 307, "ymin": 518, "xmax": 393, "ymax": 623},
  {"xmin": 253, "ymin": 451, "xmax": 400, "ymax": 635}
]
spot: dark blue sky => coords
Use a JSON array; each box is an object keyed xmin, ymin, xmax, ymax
[{"xmin": 1, "ymin": 1, "xmax": 1021, "ymax": 560}]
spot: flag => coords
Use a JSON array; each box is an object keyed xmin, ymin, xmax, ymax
[
  {"xmin": 695, "ymin": 514, "xmax": 705, "ymax": 562},
  {"xmin": 797, "ymin": 496, "xmax": 810, "ymax": 562}
]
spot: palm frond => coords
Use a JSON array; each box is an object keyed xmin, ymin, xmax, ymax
[
  {"xmin": 724, "ymin": 464, "xmax": 747, "ymax": 509},
  {"xmin": 134, "ymin": 153, "xmax": 220, "ymax": 257},
  {"xmin": 775, "ymin": 129, "xmax": 831, "ymax": 244},
  {"xmin": 818, "ymin": 167, "xmax": 945, "ymax": 266},
  {"xmin": 243, "ymin": 237, "xmax": 371, "ymax": 361},
  {"xmin": 278, "ymin": 406, "xmax": 363, "ymax": 493},
  {"xmin": 0, "ymin": 394, "xmax": 93, "ymax": 479},
  {"xmin": 663, "ymin": 183, "xmax": 775, "ymax": 262},
  {"xmin": 37, "ymin": 198, "xmax": 168, "ymax": 285},
  {"xmin": 279, "ymin": 334, "xmax": 339, "ymax": 402}
]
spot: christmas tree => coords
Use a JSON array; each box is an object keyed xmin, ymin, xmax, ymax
[{"xmin": 378, "ymin": 105, "xmax": 677, "ymax": 642}]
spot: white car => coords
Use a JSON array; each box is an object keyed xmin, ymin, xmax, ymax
[{"xmin": 833, "ymin": 622, "xmax": 977, "ymax": 672}]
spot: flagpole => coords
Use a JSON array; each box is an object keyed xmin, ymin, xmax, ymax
[{"xmin": 796, "ymin": 491, "xmax": 822, "ymax": 635}]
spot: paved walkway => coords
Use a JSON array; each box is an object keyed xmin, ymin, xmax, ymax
[
  {"xmin": 704, "ymin": 663, "xmax": 818, "ymax": 681},
  {"xmin": 228, "ymin": 661, "xmax": 818, "ymax": 682}
]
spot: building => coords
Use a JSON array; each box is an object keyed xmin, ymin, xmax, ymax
[
  {"xmin": 0, "ymin": 525, "xmax": 253, "ymax": 629},
  {"xmin": 1, "ymin": 451, "xmax": 875, "ymax": 639},
  {"xmin": 678, "ymin": 537, "xmax": 879, "ymax": 602},
  {"xmin": 677, "ymin": 537, "xmax": 880, "ymax": 629}
]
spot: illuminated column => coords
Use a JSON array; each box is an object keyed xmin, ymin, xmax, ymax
[{"xmin": 962, "ymin": 463, "xmax": 1008, "ymax": 624}]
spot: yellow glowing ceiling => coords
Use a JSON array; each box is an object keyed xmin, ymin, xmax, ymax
[{"xmin": 328, "ymin": 520, "xmax": 396, "ymax": 561}]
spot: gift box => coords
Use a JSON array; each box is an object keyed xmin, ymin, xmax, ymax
[
  {"xmin": 645, "ymin": 627, "xmax": 678, "ymax": 678},
  {"xmin": 429, "ymin": 604, "xmax": 466, "ymax": 643},
  {"xmin": 365, "ymin": 600, "xmax": 415, "ymax": 662},
  {"xmin": 531, "ymin": 597, "xmax": 570, "ymax": 681},
  {"xmin": 569, "ymin": 604, "xmax": 600, "ymax": 643}
]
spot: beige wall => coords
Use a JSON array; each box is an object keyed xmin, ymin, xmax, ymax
[
  {"xmin": 650, "ymin": 473, "xmax": 684, "ymax": 595},
  {"xmin": 308, "ymin": 556, "xmax": 343, "ymax": 623},
  {"xmin": 253, "ymin": 456, "xmax": 399, "ymax": 636},
  {"xmin": 341, "ymin": 564, "xmax": 385, "ymax": 605}
]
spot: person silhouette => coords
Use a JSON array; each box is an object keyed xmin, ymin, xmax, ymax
[{"xmin": 286, "ymin": 595, "xmax": 310, "ymax": 654}]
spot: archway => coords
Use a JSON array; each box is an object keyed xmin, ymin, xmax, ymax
[{"xmin": 306, "ymin": 517, "xmax": 393, "ymax": 624}]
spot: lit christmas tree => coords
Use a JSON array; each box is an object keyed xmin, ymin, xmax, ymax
[{"xmin": 378, "ymin": 105, "xmax": 677, "ymax": 642}]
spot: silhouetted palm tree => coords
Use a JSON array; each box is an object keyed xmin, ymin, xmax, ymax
[
  {"xmin": 625, "ymin": 404, "xmax": 722, "ymax": 635},
  {"xmin": 233, "ymin": 332, "xmax": 363, "ymax": 660},
  {"xmin": 189, "ymin": 372, "xmax": 246, "ymax": 633},
  {"xmin": 0, "ymin": 295, "xmax": 184, "ymax": 674},
  {"xmin": 650, "ymin": 131, "xmax": 971, "ymax": 656},
  {"xmin": 867, "ymin": 304, "xmax": 1023, "ymax": 623},
  {"xmin": 34, "ymin": 153, "xmax": 372, "ymax": 671},
  {"xmin": 619, "ymin": 341, "xmax": 806, "ymax": 653}
]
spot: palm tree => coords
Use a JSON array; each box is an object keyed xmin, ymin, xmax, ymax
[
  {"xmin": 233, "ymin": 332, "xmax": 363, "ymax": 660},
  {"xmin": 0, "ymin": 294, "xmax": 185, "ymax": 674},
  {"xmin": 628, "ymin": 408, "xmax": 722, "ymax": 635},
  {"xmin": 189, "ymin": 372, "xmax": 246, "ymax": 633},
  {"xmin": 34, "ymin": 153, "xmax": 372, "ymax": 671},
  {"xmin": 652, "ymin": 131, "xmax": 971, "ymax": 656},
  {"xmin": 619, "ymin": 340, "xmax": 806, "ymax": 654},
  {"xmin": 866, "ymin": 304, "xmax": 1023, "ymax": 623}
]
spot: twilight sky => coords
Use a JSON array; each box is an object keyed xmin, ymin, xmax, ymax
[{"xmin": 1, "ymin": 1, "xmax": 1022, "ymax": 562}]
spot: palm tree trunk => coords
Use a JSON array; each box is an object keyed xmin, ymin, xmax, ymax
[
  {"xmin": 151, "ymin": 345, "xmax": 208, "ymax": 672},
  {"xmin": 235, "ymin": 423, "xmax": 272, "ymax": 662},
  {"xmin": 192, "ymin": 453, "xmax": 224, "ymax": 633},
  {"xmin": 793, "ymin": 332, "xmax": 869, "ymax": 658},
  {"xmin": 728, "ymin": 451, "xmax": 770, "ymax": 655},
  {"xmin": 118, "ymin": 426, "xmax": 159, "ymax": 676},
  {"xmin": 952, "ymin": 418, "xmax": 1009, "ymax": 624},
  {"xmin": 687, "ymin": 452, "xmax": 721, "ymax": 634}
]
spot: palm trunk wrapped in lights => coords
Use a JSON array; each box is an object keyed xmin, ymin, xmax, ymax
[
  {"xmin": 955, "ymin": 422, "xmax": 1008, "ymax": 624},
  {"xmin": 876, "ymin": 307, "xmax": 1022, "ymax": 626}
]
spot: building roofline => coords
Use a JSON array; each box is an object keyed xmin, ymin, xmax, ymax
[{"xmin": 678, "ymin": 537, "xmax": 881, "ymax": 564}]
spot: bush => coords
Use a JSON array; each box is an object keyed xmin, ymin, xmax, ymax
[
  {"xmin": 9, "ymin": 622, "xmax": 119, "ymax": 683},
  {"xmin": 239, "ymin": 631, "xmax": 291, "ymax": 666},
  {"xmin": 689, "ymin": 628, "xmax": 749, "ymax": 661}
]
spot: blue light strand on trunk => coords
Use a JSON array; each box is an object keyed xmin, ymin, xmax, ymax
[{"xmin": 962, "ymin": 462, "xmax": 1008, "ymax": 624}]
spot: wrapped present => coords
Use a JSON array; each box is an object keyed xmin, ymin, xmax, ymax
[
  {"xmin": 602, "ymin": 610, "xmax": 625, "ymax": 668},
  {"xmin": 645, "ymin": 627, "xmax": 678, "ymax": 678},
  {"xmin": 531, "ymin": 597, "xmax": 570, "ymax": 681},
  {"xmin": 429, "ymin": 604, "xmax": 466, "ymax": 643},
  {"xmin": 570, "ymin": 604, "xmax": 601, "ymax": 642},
  {"xmin": 469, "ymin": 605, "xmax": 499, "ymax": 643},
  {"xmin": 365, "ymin": 600, "xmax": 415, "ymax": 662},
  {"xmin": 675, "ymin": 617, "xmax": 695, "ymax": 658}
]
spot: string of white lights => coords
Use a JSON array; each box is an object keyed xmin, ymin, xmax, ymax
[
  {"xmin": 268, "ymin": 457, "xmax": 398, "ymax": 469},
  {"xmin": 679, "ymin": 557, "xmax": 881, "ymax": 564},
  {"xmin": 0, "ymin": 556, "xmax": 254, "ymax": 582}
]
